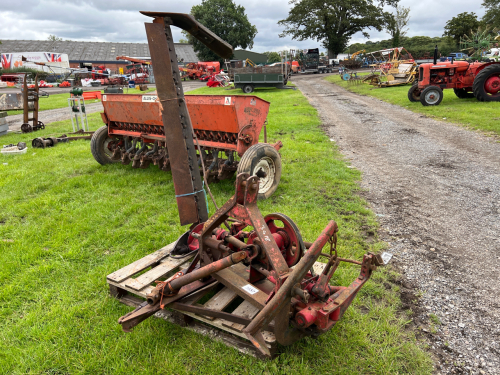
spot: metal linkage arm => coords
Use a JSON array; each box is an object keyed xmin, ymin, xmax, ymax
[{"xmin": 140, "ymin": 12, "xmax": 233, "ymax": 59}]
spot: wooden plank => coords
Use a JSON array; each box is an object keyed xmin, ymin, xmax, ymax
[
  {"xmin": 155, "ymin": 309, "xmax": 276, "ymax": 359},
  {"xmin": 200, "ymin": 287, "xmax": 238, "ymax": 320},
  {"xmin": 124, "ymin": 255, "xmax": 194, "ymax": 291},
  {"xmin": 168, "ymin": 307, "xmax": 275, "ymax": 345},
  {"xmin": 107, "ymin": 279, "xmax": 155, "ymax": 298},
  {"xmin": 107, "ymin": 242, "xmax": 174, "ymax": 283},
  {"xmin": 213, "ymin": 267, "xmax": 268, "ymax": 309},
  {"xmin": 222, "ymin": 300, "xmax": 260, "ymax": 332},
  {"xmin": 110, "ymin": 289, "xmax": 276, "ymax": 358}
]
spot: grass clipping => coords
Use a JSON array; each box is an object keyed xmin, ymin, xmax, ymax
[{"xmin": 0, "ymin": 85, "xmax": 432, "ymax": 374}]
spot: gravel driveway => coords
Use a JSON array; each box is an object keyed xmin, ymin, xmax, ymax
[{"xmin": 293, "ymin": 74, "xmax": 500, "ymax": 375}]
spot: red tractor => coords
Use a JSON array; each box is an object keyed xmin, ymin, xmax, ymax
[{"xmin": 408, "ymin": 49, "xmax": 500, "ymax": 106}]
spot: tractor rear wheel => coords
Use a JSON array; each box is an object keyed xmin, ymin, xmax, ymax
[
  {"xmin": 407, "ymin": 85, "xmax": 421, "ymax": 102},
  {"xmin": 420, "ymin": 86, "xmax": 443, "ymax": 106},
  {"xmin": 473, "ymin": 64, "xmax": 500, "ymax": 102},
  {"xmin": 453, "ymin": 88, "xmax": 474, "ymax": 99},
  {"xmin": 243, "ymin": 84, "xmax": 254, "ymax": 93},
  {"xmin": 91, "ymin": 126, "xmax": 121, "ymax": 165},
  {"xmin": 237, "ymin": 143, "xmax": 281, "ymax": 200}
]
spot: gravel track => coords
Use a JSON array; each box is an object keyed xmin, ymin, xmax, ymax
[
  {"xmin": 4, "ymin": 81, "xmax": 205, "ymax": 132},
  {"xmin": 6, "ymin": 102, "xmax": 104, "ymax": 132},
  {"xmin": 293, "ymin": 74, "xmax": 500, "ymax": 375}
]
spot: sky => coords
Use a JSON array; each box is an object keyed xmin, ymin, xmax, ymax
[{"xmin": 0, "ymin": 0, "xmax": 486, "ymax": 53}]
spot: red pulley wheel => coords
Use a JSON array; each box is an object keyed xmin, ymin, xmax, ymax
[{"xmin": 263, "ymin": 213, "xmax": 306, "ymax": 267}]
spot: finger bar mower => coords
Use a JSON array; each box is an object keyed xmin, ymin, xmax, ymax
[
  {"xmin": 117, "ymin": 173, "xmax": 386, "ymax": 357},
  {"xmin": 110, "ymin": 11, "xmax": 387, "ymax": 358}
]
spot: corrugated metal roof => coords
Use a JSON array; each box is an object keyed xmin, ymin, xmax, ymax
[
  {"xmin": 233, "ymin": 49, "xmax": 268, "ymax": 64},
  {"xmin": 0, "ymin": 40, "xmax": 199, "ymax": 63}
]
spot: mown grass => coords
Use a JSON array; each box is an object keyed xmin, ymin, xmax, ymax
[
  {"xmin": 326, "ymin": 73, "xmax": 500, "ymax": 136},
  {"xmin": 0, "ymin": 85, "xmax": 432, "ymax": 374},
  {"xmin": 4, "ymin": 87, "xmax": 155, "ymax": 115}
]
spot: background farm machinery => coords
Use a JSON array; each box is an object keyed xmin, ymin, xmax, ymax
[
  {"xmin": 362, "ymin": 48, "xmax": 417, "ymax": 87},
  {"xmin": 408, "ymin": 46, "xmax": 500, "ymax": 105},
  {"xmin": 179, "ymin": 61, "xmax": 220, "ymax": 81},
  {"xmin": 104, "ymin": 11, "xmax": 389, "ymax": 359},
  {"xmin": 94, "ymin": 93, "xmax": 283, "ymax": 199},
  {"xmin": 116, "ymin": 56, "xmax": 151, "ymax": 84}
]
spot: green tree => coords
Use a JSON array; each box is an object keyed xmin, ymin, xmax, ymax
[
  {"xmin": 482, "ymin": 0, "xmax": 500, "ymax": 28},
  {"xmin": 278, "ymin": 0, "xmax": 399, "ymax": 57},
  {"xmin": 189, "ymin": 0, "xmax": 257, "ymax": 62},
  {"xmin": 178, "ymin": 38, "xmax": 189, "ymax": 44},
  {"xmin": 443, "ymin": 12, "xmax": 480, "ymax": 44},
  {"xmin": 386, "ymin": 5, "xmax": 410, "ymax": 47},
  {"xmin": 264, "ymin": 51, "xmax": 281, "ymax": 63},
  {"xmin": 47, "ymin": 35, "xmax": 62, "ymax": 42}
]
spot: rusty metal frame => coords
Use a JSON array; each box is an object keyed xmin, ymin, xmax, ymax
[{"xmin": 144, "ymin": 17, "xmax": 208, "ymax": 225}]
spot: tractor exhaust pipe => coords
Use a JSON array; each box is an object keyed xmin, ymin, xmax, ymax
[{"xmin": 433, "ymin": 45, "xmax": 438, "ymax": 65}]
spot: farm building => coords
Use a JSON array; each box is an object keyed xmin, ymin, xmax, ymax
[{"xmin": 0, "ymin": 40, "xmax": 198, "ymax": 72}]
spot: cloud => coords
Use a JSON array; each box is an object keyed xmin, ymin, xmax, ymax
[{"xmin": 0, "ymin": 0, "xmax": 487, "ymax": 53}]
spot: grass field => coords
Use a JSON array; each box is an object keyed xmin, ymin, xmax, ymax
[
  {"xmin": 4, "ymin": 87, "xmax": 155, "ymax": 115},
  {"xmin": 0, "ymin": 85, "xmax": 432, "ymax": 374},
  {"xmin": 327, "ymin": 73, "xmax": 500, "ymax": 137}
]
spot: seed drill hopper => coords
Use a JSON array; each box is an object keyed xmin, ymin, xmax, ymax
[{"xmin": 112, "ymin": 11, "xmax": 389, "ymax": 358}]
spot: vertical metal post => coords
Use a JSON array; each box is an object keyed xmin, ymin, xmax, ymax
[
  {"xmin": 33, "ymin": 74, "xmax": 39, "ymax": 128},
  {"xmin": 145, "ymin": 18, "xmax": 208, "ymax": 225},
  {"xmin": 23, "ymin": 78, "xmax": 28, "ymax": 125}
]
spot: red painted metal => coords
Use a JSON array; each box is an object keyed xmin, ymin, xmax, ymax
[
  {"xmin": 102, "ymin": 94, "xmax": 270, "ymax": 156},
  {"xmin": 485, "ymin": 75, "xmax": 500, "ymax": 94},
  {"xmin": 117, "ymin": 173, "xmax": 385, "ymax": 357},
  {"xmin": 417, "ymin": 61, "xmax": 485, "ymax": 91},
  {"xmin": 415, "ymin": 60, "xmax": 500, "ymax": 103}
]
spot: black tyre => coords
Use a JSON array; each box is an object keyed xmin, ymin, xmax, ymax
[
  {"xmin": 243, "ymin": 84, "xmax": 254, "ymax": 93},
  {"xmin": 237, "ymin": 143, "xmax": 281, "ymax": 200},
  {"xmin": 472, "ymin": 64, "xmax": 500, "ymax": 102},
  {"xmin": 91, "ymin": 126, "xmax": 121, "ymax": 165},
  {"xmin": 453, "ymin": 88, "xmax": 474, "ymax": 99},
  {"xmin": 420, "ymin": 86, "xmax": 443, "ymax": 106},
  {"xmin": 407, "ymin": 85, "xmax": 422, "ymax": 102}
]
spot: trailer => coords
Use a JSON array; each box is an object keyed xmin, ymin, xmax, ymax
[
  {"xmin": 299, "ymin": 48, "xmax": 333, "ymax": 74},
  {"xmin": 231, "ymin": 65, "xmax": 292, "ymax": 93}
]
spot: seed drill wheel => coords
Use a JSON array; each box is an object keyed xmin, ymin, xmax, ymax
[
  {"xmin": 342, "ymin": 73, "xmax": 351, "ymax": 81},
  {"xmin": 453, "ymin": 88, "xmax": 474, "ymax": 99},
  {"xmin": 420, "ymin": 86, "xmax": 443, "ymax": 106},
  {"xmin": 237, "ymin": 143, "xmax": 281, "ymax": 200},
  {"xmin": 243, "ymin": 84, "xmax": 254, "ymax": 93},
  {"xmin": 473, "ymin": 64, "xmax": 500, "ymax": 102},
  {"xmin": 407, "ymin": 84, "xmax": 422, "ymax": 102},
  {"xmin": 91, "ymin": 126, "xmax": 122, "ymax": 165},
  {"xmin": 264, "ymin": 213, "xmax": 305, "ymax": 267}
]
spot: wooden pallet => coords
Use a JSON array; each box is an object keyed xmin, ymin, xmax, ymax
[{"xmin": 107, "ymin": 242, "xmax": 326, "ymax": 358}]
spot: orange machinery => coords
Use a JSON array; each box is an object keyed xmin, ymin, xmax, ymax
[{"xmin": 92, "ymin": 93, "xmax": 283, "ymax": 198}]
